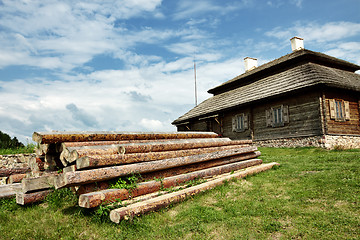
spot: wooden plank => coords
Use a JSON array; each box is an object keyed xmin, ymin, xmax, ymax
[
  {"xmin": 21, "ymin": 175, "xmax": 57, "ymax": 193},
  {"xmin": 0, "ymin": 183, "xmax": 21, "ymax": 199},
  {"xmin": 110, "ymin": 162, "xmax": 280, "ymax": 223},
  {"xmin": 55, "ymin": 146, "xmax": 258, "ymax": 189},
  {"xmin": 16, "ymin": 190, "xmax": 53, "ymax": 205},
  {"xmin": 32, "ymin": 131, "xmax": 219, "ymax": 144},
  {"xmin": 76, "ymin": 144, "xmax": 249, "ymax": 170},
  {"xmin": 79, "ymin": 158, "xmax": 262, "ymax": 208}
]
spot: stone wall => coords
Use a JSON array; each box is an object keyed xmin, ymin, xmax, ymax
[
  {"xmin": 0, "ymin": 154, "xmax": 34, "ymax": 185},
  {"xmin": 255, "ymin": 135, "xmax": 360, "ymax": 149}
]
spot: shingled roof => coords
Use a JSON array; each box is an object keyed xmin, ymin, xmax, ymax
[{"xmin": 173, "ymin": 49, "xmax": 360, "ymax": 125}]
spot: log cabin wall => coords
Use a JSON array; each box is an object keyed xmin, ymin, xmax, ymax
[
  {"xmin": 323, "ymin": 88, "xmax": 360, "ymax": 135},
  {"xmin": 251, "ymin": 91, "xmax": 323, "ymax": 141},
  {"xmin": 222, "ymin": 107, "xmax": 252, "ymax": 140}
]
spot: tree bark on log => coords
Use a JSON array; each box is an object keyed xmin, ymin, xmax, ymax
[
  {"xmin": 66, "ymin": 138, "xmax": 236, "ymax": 162},
  {"xmin": 33, "ymin": 131, "xmax": 219, "ymax": 144},
  {"xmin": 76, "ymin": 145, "xmax": 248, "ymax": 169},
  {"xmin": 60, "ymin": 138, "xmax": 177, "ymax": 150},
  {"xmin": 16, "ymin": 190, "xmax": 53, "ymax": 205},
  {"xmin": 79, "ymin": 158, "xmax": 262, "ymax": 208},
  {"xmin": 55, "ymin": 146, "xmax": 257, "ymax": 189},
  {"xmin": 110, "ymin": 162, "xmax": 280, "ymax": 223},
  {"xmin": 140, "ymin": 151, "xmax": 261, "ymax": 181},
  {"xmin": 7, "ymin": 173, "xmax": 27, "ymax": 184},
  {"xmin": 74, "ymin": 151, "xmax": 260, "ymax": 196},
  {"xmin": 0, "ymin": 167, "xmax": 31, "ymax": 177}
]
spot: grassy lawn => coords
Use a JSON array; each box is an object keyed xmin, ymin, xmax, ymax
[{"xmin": 0, "ymin": 147, "xmax": 359, "ymax": 239}]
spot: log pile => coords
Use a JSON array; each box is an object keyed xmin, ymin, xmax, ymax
[{"xmin": 5, "ymin": 131, "xmax": 279, "ymax": 222}]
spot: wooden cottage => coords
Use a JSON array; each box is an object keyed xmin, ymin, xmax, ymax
[{"xmin": 172, "ymin": 37, "xmax": 360, "ymax": 149}]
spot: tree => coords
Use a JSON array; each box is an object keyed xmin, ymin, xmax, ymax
[{"xmin": 0, "ymin": 131, "xmax": 24, "ymax": 149}]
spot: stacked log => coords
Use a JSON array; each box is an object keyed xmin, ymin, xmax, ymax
[{"xmin": 10, "ymin": 131, "xmax": 279, "ymax": 222}]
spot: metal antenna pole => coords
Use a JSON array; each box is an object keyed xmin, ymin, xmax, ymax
[{"xmin": 194, "ymin": 59, "xmax": 198, "ymax": 106}]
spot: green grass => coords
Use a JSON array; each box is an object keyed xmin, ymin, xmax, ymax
[
  {"xmin": 0, "ymin": 144, "xmax": 36, "ymax": 155},
  {"xmin": 0, "ymin": 147, "xmax": 359, "ymax": 239}
]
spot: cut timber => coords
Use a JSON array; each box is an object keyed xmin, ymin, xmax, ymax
[
  {"xmin": 28, "ymin": 156, "xmax": 45, "ymax": 172},
  {"xmin": 141, "ymin": 151, "xmax": 261, "ymax": 181},
  {"xmin": 32, "ymin": 131, "xmax": 219, "ymax": 144},
  {"xmin": 0, "ymin": 167, "xmax": 31, "ymax": 177},
  {"xmin": 114, "ymin": 139, "xmax": 250, "ymax": 154},
  {"xmin": 0, "ymin": 183, "xmax": 21, "ymax": 199},
  {"xmin": 78, "ymin": 151, "xmax": 260, "ymax": 196},
  {"xmin": 67, "ymin": 138, "xmax": 238, "ymax": 161},
  {"xmin": 7, "ymin": 173, "xmax": 27, "ymax": 184},
  {"xmin": 21, "ymin": 175, "xmax": 57, "ymax": 193},
  {"xmin": 76, "ymin": 181, "xmax": 111, "ymax": 195},
  {"xmin": 76, "ymin": 145, "xmax": 247, "ymax": 169},
  {"xmin": 56, "ymin": 146, "xmax": 257, "ymax": 189},
  {"xmin": 110, "ymin": 162, "xmax": 280, "ymax": 223},
  {"xmin": 16, "ymin": 190, "xmax": 52, "ymax": 205},
  {"xmin": 60, "ymin": 139, "xmax": 176, "ymax": 150},
  {"xmin": 79, "ymin": 158, "xmax": 262, "ymax": 208}
]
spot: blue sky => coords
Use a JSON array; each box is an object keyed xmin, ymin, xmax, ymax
[{"xmin": 1, "ymin": 0, "xmax": 360, "ymax": 143}]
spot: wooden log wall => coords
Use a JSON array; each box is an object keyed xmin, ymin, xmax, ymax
[{"xmin": 0, "ymin": 131, "xmax": 279, "ymax": 222}]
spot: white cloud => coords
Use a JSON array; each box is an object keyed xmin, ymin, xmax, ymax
[
  {"xmin": 173, "ymin": 0, "xmax": 249, "ymax": 20},
  {"xmin": 266, "ymin": 21, "xmax": 360, "ymax": 43},
  {"xmin": 140, "ymin": 118, "xmax": 166, "ymax": 131}
]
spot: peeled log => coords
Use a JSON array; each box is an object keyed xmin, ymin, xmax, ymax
[
  {"xmin": 110, "ymin": 162, "xmax": 280, "ymax": 223},
  {"xmin": 55, "ymin": 146, "xmax": 257, "ymax": 189},
  {"xmin": 16, "ymin": 190, "xmax": 53, "ymax": 205},
  {"xmin": 0, "ymin": 167, "xmax": 31, "ymax": 177},
  {"xmin": 32, "ymin": 131, "xmax": 219, "ymax": 144},
  {"xmin": 79, "ymin": 158, "xmax": 262, "ymax": 208},
  {"xmin": 76, "ymin": 145, "xmax": 247, "ymax": 169}
]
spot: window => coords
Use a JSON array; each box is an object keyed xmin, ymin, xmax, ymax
[
  {"xmin": 266, "ymin": 105, "xmax": 289, "ymax": 127},
  {"xmin": 232, "ymin": 113, "xmax": 249, "ymax": 132},
  {"xmin": 329, "ymin": 99, "xmax": 350, "ymax": 121}
]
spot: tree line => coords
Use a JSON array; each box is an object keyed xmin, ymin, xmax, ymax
[{"xmin": 0, "ymin": 131, "xmax": 24, "ymax": 149}]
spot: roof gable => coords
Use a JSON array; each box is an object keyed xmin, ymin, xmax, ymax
[
  {"xmin": 208, "ymin": 49, "xmax": 360, "ymax": 95},
  {"xmin": 173, "ymin": 62, "xmax": 360, "ymax": 124}
]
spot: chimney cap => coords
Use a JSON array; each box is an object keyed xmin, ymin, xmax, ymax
[{"xmin": 290, "ymin": 36, "xmax": 304, "ymax": 51}]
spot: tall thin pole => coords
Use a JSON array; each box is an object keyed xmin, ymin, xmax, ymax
[{"xmin": 194, "ymin": 59, "xmax": 198, "ymax": 106}]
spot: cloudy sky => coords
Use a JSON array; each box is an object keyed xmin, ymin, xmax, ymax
[{"xmin": 1, "ymin": 0, "xmax": 360, "ymax": 143}]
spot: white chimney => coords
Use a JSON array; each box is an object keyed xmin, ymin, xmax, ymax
[
  {"xmin": 290, "ymin": 37, "xmax": 304, "ymax": 51},
  {"xmin": 244, "ymin": 57, "xmax": 258, "ymax": 72}
]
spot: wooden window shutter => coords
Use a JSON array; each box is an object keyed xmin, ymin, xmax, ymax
[
  {"xmin": 329, "ymin": 99, "xmax": 336, "ymax": 119},
  {"xmin": 232, "ymin": 116, "xmax": 236, "ymax": 132},
  {"xmin": 344, "ymin": 101, "xmax": 350, "ymax": 120},
  {"xmin": 244, "ymin": 113, "xmax": 249, "ymax": 130},
  {"xmin": 283, "ymin": 105, "xmax": 289, "ymax": 123},
  {"xmin": 265, "ymin": 109, "xmax": 272, "ymax": 127}
]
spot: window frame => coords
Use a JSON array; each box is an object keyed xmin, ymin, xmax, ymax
[
  {"xmin": 329, "ymin": 99, "xmax": 350, "ymax": 122},
  {"xmin": 232, "ymin": 113, "xmax": 249, "ymax": 132},
  {"xmin": 266, "ymin": 105, "xmax": 289, "ymax": 128}
]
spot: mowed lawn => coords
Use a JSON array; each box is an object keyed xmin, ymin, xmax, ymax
[{"xmin": 0, "ymin": 147, "xmax": 359, "ymax": 240}]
